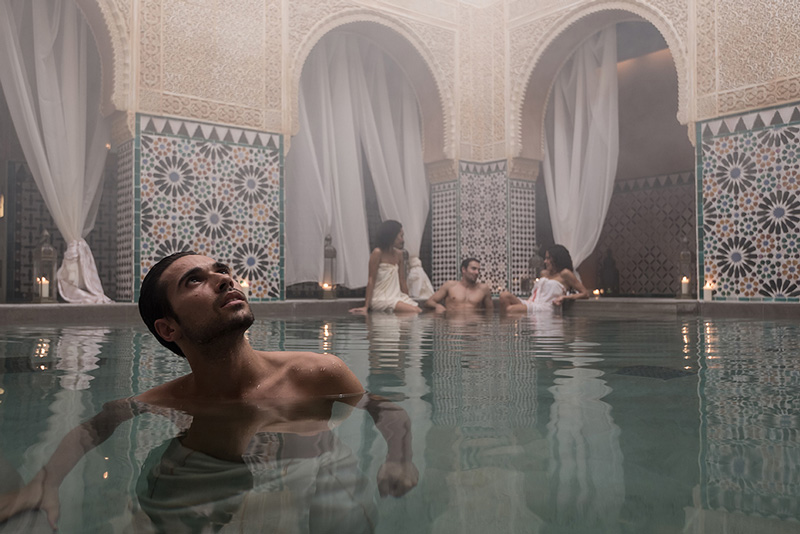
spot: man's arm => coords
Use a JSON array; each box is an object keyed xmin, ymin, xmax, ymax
[
  {"xmin": 482, "ymin": 285, "xmax": 495, "ymax": 311},
  {"xmin": 0, "ymin": 398, "xmax": 137, "ymax": 528},
  {"xmin": 357, "ymin": 394, "xmax": 418, "ymax": 497},
  {"xmin": 424, "ymin": 281, "xmax": 452, "ymax": 313}
]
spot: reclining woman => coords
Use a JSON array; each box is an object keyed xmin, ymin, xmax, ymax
[
  {"xmin": 350, "ymin": 220, "xmax": 421, "ymax": 314},
  {"xmin": 499, "ymin": 244, "xmax": 589, "ymax": 313}
]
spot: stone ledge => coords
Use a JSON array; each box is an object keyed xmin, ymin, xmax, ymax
[{"xmin": 0, "ymin": 297, "xmax": 796, "ymax": 326}]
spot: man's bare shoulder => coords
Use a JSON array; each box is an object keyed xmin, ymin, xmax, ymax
[
  {"xmin": 263, "ymin": 350, "xmax": 365, "ymax": 398},
  {"xmin": 135, "ymin": 375, "xmax": 193, "ymax": 405},
  {"xmin": 477, "ymin": 282, "xmax": 493, "ymax": 294}
]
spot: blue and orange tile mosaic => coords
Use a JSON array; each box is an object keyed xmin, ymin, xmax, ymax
[
  {"xmin": 698, "ymin": 102, "xmax": 800, "ymax": 301},
  {"xmin": 133, "ymin": 114, "xmax": 283, "ymax": 301}
]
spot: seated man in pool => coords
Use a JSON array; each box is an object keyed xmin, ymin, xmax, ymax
[
  {"xmin": 0, "ymin": 252, "xmax": 418, "ymax": 529},
  {"xmin": 423, "ymin": 257, "xmax": 494, "ymax": 314}
]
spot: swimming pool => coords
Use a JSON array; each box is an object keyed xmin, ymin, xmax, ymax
[{"xmin": 0, "ymin": 313, "xmax": 798, "ymax": 533}]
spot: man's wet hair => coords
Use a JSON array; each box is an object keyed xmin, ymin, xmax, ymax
[
  {"xmin": 138, "ymin": 251, "xmax": 198, "ymax": 357},
  {"xmin": 461, "ymin": 257, "xmax": 480, "ymax": 271}
]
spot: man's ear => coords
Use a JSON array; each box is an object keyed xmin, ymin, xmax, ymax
[{"xmin": 154, "ymin": 317, "xmax": 180, "ymax": 342}]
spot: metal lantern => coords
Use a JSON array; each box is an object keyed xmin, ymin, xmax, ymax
[
  {"xmin": 321, "ymin": 234, "xmax": 337, "ymax": 300},
  {"xmin": 33, "ymin": 229, "xmax": 58, "ymax": 303}
]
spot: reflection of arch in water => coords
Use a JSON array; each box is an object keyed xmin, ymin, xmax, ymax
[
  {"xmin": 511, "ymin": 5, "xmax": 689, "ymax": 162},
  {"xmin": 290, "ymin": 15, "xmax": 451, "ymax": 164}
]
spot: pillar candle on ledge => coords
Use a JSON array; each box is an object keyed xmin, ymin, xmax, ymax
[
  {"xmin": 681, "ymin": 276, "xmax": 690, "ymax": 296},
  {"xmin": 703, "ymin": 282, "xmax": 714, "ymax": 301},
  {"xmin": 240, "ymin": 280, "xmax": 250, "ymax": 298},
  {"xmin": 38, "ymin": 277, "xmax": 50, "ymax": 298}
]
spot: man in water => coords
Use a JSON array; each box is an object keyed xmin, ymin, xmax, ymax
[
  {"xmin": 424, "ymin": 257, "xmax": 494, "ymax": 313},
  {"xmin": 0, "ymin": 252, "xmax": 418, "ymax": 530}
]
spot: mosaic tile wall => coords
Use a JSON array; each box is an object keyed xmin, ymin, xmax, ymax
[
  {"xmin": 508, "ymin": 179, "xmax": 537, "ymax": 294},
  {"xmin": 459, "ymin": 161, "xmax": 508, "ymax": 292},
  {"xmin": 595, "ymin": 172, "xmax": 696, "ymax": 295},
  {"xmin": 116, "ymin": 140, "xmax": 135, "ymax": 301},
  {"xmin": 133, "ymin": 114, "xmax": 283, "ymax": 301},
  {"xmin": 6, "ymin": 162, "xmax": 118, "ymax": 302},
  {"xmin": 699, "ymin": 321, "xmax": 800, "ymax": 519},
  {"xmin": 699, "ymin": 102, "xmax": 800, "ymax": 301},
  {"xmin": 431, "ymin": 180, "xmax": 460, "ymax": 289}
]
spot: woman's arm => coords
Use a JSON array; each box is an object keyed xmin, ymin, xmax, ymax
[
  {"xmin": 554, "ymin": 269, "xmax": 590, "ymax": 305},
  {"xmin": 350, "ymin": 249, "xmax": 381, "ymax": 314}
]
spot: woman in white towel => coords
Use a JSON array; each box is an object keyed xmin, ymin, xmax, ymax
[
  {"xmin": 350, "ymin": 220, "xmax": 421, "ymax": 314},
  {"xmin": 499, "ymin": 244, "xmax": 589, "ymax": 314}
]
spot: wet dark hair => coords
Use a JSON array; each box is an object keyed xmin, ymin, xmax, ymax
[
  {"xmin": 547, "ymin": 244, "xmax": 574, "ymax": 272},
  {"xmin": 375, "ymin": 220, "xmax": 403, "ymax": 251},
  {"xmin": 460, "ymin": 257, "xmax": 480, "ymax": 271},
  {"xmin": 138, "ymin": 251, "xmax": 198, "ymax": 357}
]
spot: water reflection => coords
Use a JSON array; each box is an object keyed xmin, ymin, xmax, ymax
[
  {"xmin": 691, "ymin": 319, "xmax": 800, "ymax": 529},
  {"xmin": 1, "ymin": 317, "xmax": 800, "ymax": 532}
]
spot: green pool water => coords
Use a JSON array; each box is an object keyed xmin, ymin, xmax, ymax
[{"xmin": 0, "ymin": 313, "xmax": 798, "ymax": 533}]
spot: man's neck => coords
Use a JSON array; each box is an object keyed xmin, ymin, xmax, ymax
[{"xmin": 183, "ymin": 335, "xmax": 266, "ymax": 399}]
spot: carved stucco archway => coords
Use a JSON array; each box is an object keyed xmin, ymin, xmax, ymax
[
  {"xmin": 511, "ymin": 3, "xmax": 690, "ymax": 163},
  {"xmin": 73, "ymin": 0, "xmax": 131, "ymax": 117},
  {"xmin": 289, "ymin": 11, "xmax": 452, "ymax": 165}
]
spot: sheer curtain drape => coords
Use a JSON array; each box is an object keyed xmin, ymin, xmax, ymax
[
  {"xmin": 286, "ymin": 33, "xmax": 430, "ymax": 290},
  {"xmin": 543, "ymin": 27, "xmax": 619, "ymax": 270},
  {"xmin": 0, "ymin": 0, "xmax": 111, "ymax": 303}
]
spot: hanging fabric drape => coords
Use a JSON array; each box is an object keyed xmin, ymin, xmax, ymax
[
  {"xmin": 0, "ymin": 0, "xmax": 111, "ymax": 303},
  {"xmin": 542, "ymin": 26, "xmax": 619, "ymax": 270},
  {"xmin": 285, "ymin": 33, "xmax": 430, "ymax": 289}
]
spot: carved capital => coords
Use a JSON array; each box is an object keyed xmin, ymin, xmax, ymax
[
  {"xmin": 508, "ymin": 157, "xmax": 540, "ymax": 182},
  {"xmin": 425, "ymin": 159, "xmax": 457, "ymax": 184}
]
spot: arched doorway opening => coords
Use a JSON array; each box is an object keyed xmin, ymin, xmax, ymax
[
  {"xmin": 519, "ymin": 12, "xmax": 694, "ymax": 296},
  {"xmin": 0, "ymin": 0, "xmax": 119, "ymax": 302},
  {"xmin": 285, "ymin": 22, "xmax": 446, "ymax": 299}
]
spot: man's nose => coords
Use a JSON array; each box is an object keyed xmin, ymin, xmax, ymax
[{"xmin": 215, "ymin": 272, "xmax": 234, "ymax": 291}]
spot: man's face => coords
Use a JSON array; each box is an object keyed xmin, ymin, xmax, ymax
[
  {"xmin": 158, "ymin": 255, "xmax": 254, "ymax": 347},
  {"xmin": 461, "ymin": 261, "xmax": 480, "ymax": 284}
]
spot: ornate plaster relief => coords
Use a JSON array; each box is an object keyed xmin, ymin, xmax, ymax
[
  {"xmin": 288, "ymin": 2, "xmax": 455, "ymax": 160},
  {"xmin": 75, "ymin": 0, "xmax": 132, "ymax": 116}
]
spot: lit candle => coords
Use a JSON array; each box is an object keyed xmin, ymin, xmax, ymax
[
  {"xmin": 681, "ymin": 276, "xmax": 690, "ymax": 296},
  {"xmin": 240, "ymin": 279, "xmax": 249, "ymax": 298},
  {"xmin": 592, "ymin": 289, "xmax": 600, "ymax": 299},
  {"xmin": 41, "ymin": 277, "xmax": 50, "ymax": 298},
  {"xmin": 703, "ymin": 281, "xmax": 714, "ymax": 301}
]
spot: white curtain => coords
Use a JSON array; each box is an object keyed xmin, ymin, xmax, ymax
[
  {"xmin": 0, "ymin": 0, "xmax": 112, "ymax": 303},
  {"xmin": 543, "ymin": 27, "xmax": 619, "ymax": 270},
  {"xmin": 286, "ymin": 33, "xmax": 430, "ymax": 289}
]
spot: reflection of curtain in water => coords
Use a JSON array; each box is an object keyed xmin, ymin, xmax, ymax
[
  {"xmin": 547, "ymin": 365, "xmax": 624, "ymax": 531},
  {"xmin": 20, "ymin": 329, "xmax": 107, "ymax": 531}
]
